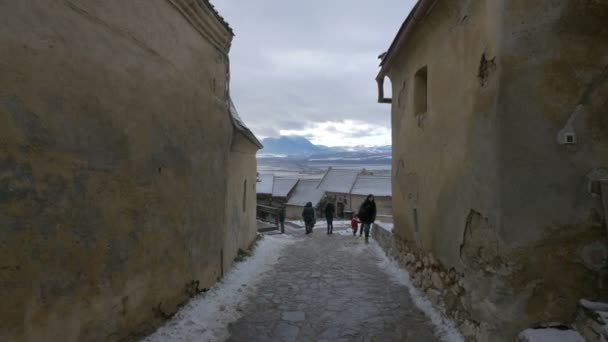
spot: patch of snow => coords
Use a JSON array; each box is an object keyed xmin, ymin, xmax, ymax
[
  {"xmin": 336, "ymin": 228, "xmax": 355, "ymax": 236},
  {"xmin": 256, "ymin": 173, "xmax": 274, "ymax": 194},
  {"xmin": 287, "ymin": 219, "xmax": 303, "ymax": 226},
  {"xmin": 272, "ymin": 177, "xmax": 299, "ymax": 198},
  {"xmin": 143, "ymin": 234, "xmax": 298, "ymax": 342},
  {"xmin": 286, "ymin": 179, "xmax": 325, "ymax": 207},
  {"xmin": 518, "ymin": 328, "xmax": 585, "ymax": 342},
  {"xmin": 317, "ymin": 168, "xmax": 360, "ymax": 193},
  {"xmin": 580, "ymin": 298, "xmax": 608, "ymax": 312},
  {"xmin": 375, "ymin": 221, "xmax": 394, "ymax": 232},
  {"xmin": 256, "ymin": 153, "xmax": 288, "ymax": 158},
  {"xmin": 351, "ymin": 176, "xmax": 391, "ymax": 196},
  {"xmin": 371, "ymin": 242, "xmax": 464, "ymax": 342}
]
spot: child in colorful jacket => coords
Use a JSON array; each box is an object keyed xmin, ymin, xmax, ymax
[{"xmin": 351, "ymin": 214, "xmax": 360, "ymax": 236}]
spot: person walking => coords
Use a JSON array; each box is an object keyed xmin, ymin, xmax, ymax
[
  {"xmin": 278, "ymin": 206, "xmax": 286, "ymax": 234},
  {"xmin": 302, "ymin": 202, "xmax": 316, "ymax": 234},
  {"xmin": 351, "ymin": 214, "xmax": 360, "ymax": 236},
  {"xmin": 358, "ymin": 195, "xmax": 377, "ymax": 243},
  {"xmin": 325, "ymin": 202, "xmax": 335, "ymax": 235}
]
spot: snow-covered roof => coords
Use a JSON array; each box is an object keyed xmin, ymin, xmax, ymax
[
  {"xmin": 272, "ymin": 178, "xmax": 299, "ymax": 198},
  {"xmin": 256, "ymin": 174, "xmax": 274, "ymax": 195},
  {"xmin": 351, "ymin": 176, "xmax": 391, "ymax": 197},
  {"xmin": 287, "ymin": 179, "xmax": 325, "ymax": 207},
  {"xmin": 317, "ymin": 168, "xmax": 359, "ymax": 194}
]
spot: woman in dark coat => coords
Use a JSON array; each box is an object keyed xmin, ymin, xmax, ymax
[
  {"xmin": 358, "ymin": 194, "xmax": 377, "ymax": 243},
  {"xmin": 302, "ymin": 202, "xmax": 316, "ymax": 234}
]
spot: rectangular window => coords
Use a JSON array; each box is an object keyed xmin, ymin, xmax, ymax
[
  {"xmin": 243, "ymin": 180, "xmax": 247, "ymax": 212},
  {"xmin": 414, "ymin": 66, "xmax": 428, "ymax": 116}
]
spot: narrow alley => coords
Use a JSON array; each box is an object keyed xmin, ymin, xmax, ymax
[{"xmin": 146, "ymin": 224, "xmax": 461, "ymax": 342}]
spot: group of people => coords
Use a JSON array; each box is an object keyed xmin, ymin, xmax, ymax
[{"xmin": 301, "ymin": 194, "xmax": 377, "ymax": 243}]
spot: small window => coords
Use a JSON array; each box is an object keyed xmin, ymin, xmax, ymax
[
  {"xmin": 243, "ymin": 180, "xmax": 247, "ymax": 212},
  {"xmin": 414, "ymin": 66, "xmax": 428, "ymax": 116}
]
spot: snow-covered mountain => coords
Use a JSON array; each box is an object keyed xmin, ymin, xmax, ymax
[
  {"xmin": 258, "ymin": 136, "xmax": 391, "ymax": 164},
  {"xmin": 258, "ymin": 136, "xmax": 331, "ymax": 157}
]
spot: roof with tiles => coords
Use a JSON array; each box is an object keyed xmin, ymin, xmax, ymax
[
  {"xmin": 351, "ymin": 176, "xmax": 391, "ymax": 197},
  {"xmin": 287, "ymin": 179, "xmax": 325, "ymax": 207},
  {"xmin": 316, "ymin": 168, "xmax": 360, "ymax": 194}
]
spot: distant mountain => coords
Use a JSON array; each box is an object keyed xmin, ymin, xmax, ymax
[
  {"xmin": 258, "ymin": 136, "xmax": 391, "ymax": 163},
  {"xmin": 258, "ymin": 136, "xmax": 331, "ymax": 157}
]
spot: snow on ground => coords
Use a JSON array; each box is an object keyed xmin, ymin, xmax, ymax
[
  {"xmin": 371, "ymin": 241, "xmax": 464, "ymax": 342},
  {"xmin": 518, "ymin": 328, "xmax": 585, "ymax": 342},
  {"xmin": 375, "ymin": 221, "xmax": 394, "ymax": 232},
  {"xmin": 287, "ymin": 219, "xmax": 305, "ymax": 227},
  {"xmin": 336, "ymin": 228, "xmax": 355, "ymax": 236},
  {"xmin": 143, "ymin": 234, "xmax": 298, "ymax": 342},
  {"xmin": 580, "ymin": 298, "xmax": 608, "ymax": 311},
  {"xmin": 288, "ymin": 220, "xmax": 351, "ymax": 229}
]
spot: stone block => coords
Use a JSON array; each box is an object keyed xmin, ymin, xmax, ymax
[
  {"xmin": 431, "ymin": 272, "xmax": 444, "ymax": 290},
  {"xmin": 426, "ymin": 289, "xmax": 442, "ymax": 306}
]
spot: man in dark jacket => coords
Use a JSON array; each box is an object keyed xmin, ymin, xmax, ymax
[
  {"xmin": 325, "ymin": 202, "xmax": 335, "ymax": 235},
  {"xmin": 358, "ymin": 194, "xmax": 377, "ymax": 243},
  {"xmin": 302, "ymin": 202, "xmax": 316, "ymax": 234}
]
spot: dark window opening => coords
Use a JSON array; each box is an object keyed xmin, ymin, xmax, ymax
[
  {"xmin": 413, "ymin": 208, "xmax": 419, "ymax": 232},
  {"xmin": 243, "ymin": 180, "xmax": 247, "ymax": 212},
  {"xmin": 414, "ymin": 66, "xmax": 428, "ymax": 117}
]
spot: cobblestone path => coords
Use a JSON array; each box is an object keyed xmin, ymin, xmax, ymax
[{"xmin": 227, "ymin": 226, "xmax": 440, "ymax": 341}]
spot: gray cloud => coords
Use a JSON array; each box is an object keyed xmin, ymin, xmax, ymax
[{"xmin": 213, "ymin": 0, "xmax": 416, "ymax": 145}]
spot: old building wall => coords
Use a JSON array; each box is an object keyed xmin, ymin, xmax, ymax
[
  {"xmin": 388, "ymin": 0, "xmax": 502, "ymax": 267},
  {"xmin": 286, "ymin": 204, "xmax": 324, "ymax": 221},
  {"xmin": 224, "ymin": 132, "xmax": 259, "ymax": 273},
  {"xmin": 385, "ymin": 0, "xmax": 608, "ymax": 339},
  {"xmin": 285, "ymin": 205, "xmax": 302, "ymax": 220},
  {"xmin": 0, "ymin": 1, "xmax": 236, "ymax": 341},
  {"xmin": 488, "ymin": 0, "xmax": 608, "ymax": 335}
]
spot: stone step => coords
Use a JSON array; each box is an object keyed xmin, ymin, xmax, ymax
[
  {"xmin": 574, "ymin": 299, "xmax": 608, "ymax": 342},
  {"xmin": 518, "ymin": 326, "xmax": 586, "ymax": 342}
]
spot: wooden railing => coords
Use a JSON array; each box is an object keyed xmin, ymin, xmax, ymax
[{"xmin": 256, "ymin": 204, "xmax": 280, "ymax": 232}]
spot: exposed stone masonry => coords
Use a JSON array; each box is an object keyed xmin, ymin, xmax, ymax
[{"xmin": 372, "ymin": 226, "xmax": 481, "ymax": 340}]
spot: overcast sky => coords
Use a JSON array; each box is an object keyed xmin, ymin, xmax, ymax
[{"xmin": 213, "ymin": 0, "xmax": 416, "ymax": 146}]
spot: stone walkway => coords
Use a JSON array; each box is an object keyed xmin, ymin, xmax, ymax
[{"xmin": 227, "ymin": 225, "xmax": 440, "ymax": 342}]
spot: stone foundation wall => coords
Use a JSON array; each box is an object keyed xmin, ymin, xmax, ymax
[{"xmin": 373, "ymin": 225, "xmax": 486, "ymax": 340}]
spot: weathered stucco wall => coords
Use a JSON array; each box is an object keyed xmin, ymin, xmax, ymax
[
  {"xmin": 223, "ymin": 132, "xmax": 259, "ymax": 273},
  {"xmin": 286, "ymin": 205, "xmax": 304, "ymax": 221},
  {"xmin": 0, "ymin": 1, "xmax": 240, "ymax": 341},
  {"xmin": 490, "ymin": 0, "xmax": 608, "ymax": 335},
  {"xmin": 388, "ymin": 0, "xmax": 502, "ymax": 267},
  {"xmin": 386, "ymin": 0, "xmax": 608, "ymax": 339}
]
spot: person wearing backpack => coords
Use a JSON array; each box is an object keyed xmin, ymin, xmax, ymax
[
  {"xmin": 358, "ymin": 194, "xmax": 377, "ymax": 243},
  {"xmin": 302, "ymin": 202, "xmax": 316, "ymax": 234}
]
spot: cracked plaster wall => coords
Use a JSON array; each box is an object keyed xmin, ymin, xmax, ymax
[{"xmin": 387, "ymin": 0, "xmax": 608, "ymax": 340}]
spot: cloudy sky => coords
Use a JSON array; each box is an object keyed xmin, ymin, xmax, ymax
[{"xmin": 213, "ymin": 0, "xmax": 416, "ymax": 147}]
